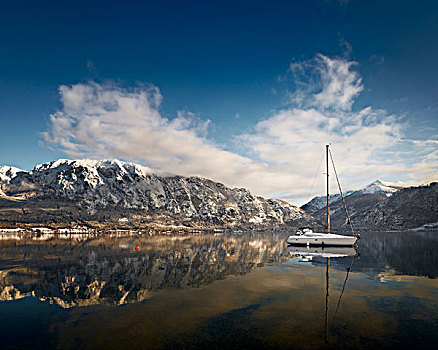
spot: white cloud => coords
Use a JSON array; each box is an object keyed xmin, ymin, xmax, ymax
[
  {"xmin": 42, "ymin": 82, "xmax": 290, "ymax": 197},
  {"xmin": 288, "ymin": 54, "xmax": 363, "ymax": 111},
  {"xmin": 43, "ymin": 55, "xmax": 438, "ymax": 205},
  {"xmin": 240, "ymin": 55, "xmax": 437, "ymax": 200}
]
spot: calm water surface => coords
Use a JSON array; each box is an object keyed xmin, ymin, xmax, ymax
[{"xmin": 0, "ymin": 231, "xmax": 437, "ymax": 349}]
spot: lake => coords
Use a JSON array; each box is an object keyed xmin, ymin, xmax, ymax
[{"xmin": 0, "ymin": 230, "xmax": 437, "ymax": 349}]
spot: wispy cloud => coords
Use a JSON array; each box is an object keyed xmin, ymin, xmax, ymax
[
  {"xmin": 43, "ymin": 55, "xmax": 438, "ymax": 204},
  {"xmin": 288, "ymin": 54, "xmax": 363, "ymax": 111}
]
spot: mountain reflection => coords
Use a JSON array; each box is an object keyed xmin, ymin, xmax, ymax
[
  {"xmin": 1, "ymin": 230, "xmax": 436, "ymax": 308},
  {"xmin": 0, "ymin": 233, "xmax": 289, "ymax": 308},
  {"xmin": 1, "ymin": 231, "xmax": 437, "ymax": 349},
  {"xmin": 335, "ymin": 231, "xmax": 438, "ymax": 278}
]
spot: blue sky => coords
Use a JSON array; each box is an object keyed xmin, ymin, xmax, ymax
[{"xmin": 0, "ymin": 0, "xmax": 437, "ymax": 204}]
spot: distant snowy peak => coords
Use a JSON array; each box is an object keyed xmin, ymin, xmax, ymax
[
  {"xmin": 301, "ymin": 179, "xmax": 405, "ymax": 215},
  {"xmin": 359, "ymin": 180, "xmax": 404, "ymax": 196}
]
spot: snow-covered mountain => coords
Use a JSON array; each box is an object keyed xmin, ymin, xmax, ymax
[
  {"xmin": 301, "ymin": 180, "xmax": 403, "ymax": 215},
  {"xmin": 352, "ymin": 182, "xmax": 438, "ymax": 231},
  {"xmin": 354, "ymin": 180, "xmax": 403, "ymax": 196},
  {"xmin": 0, "ymin": 166, "xmax": 25, "ymax": 195},
  {"xmin": 0, "ymin": 165, "xmax": 24, "ymax": 182},
  {"xmin": 300, "ymin": 192, "xmax": 353, "ymax": 215},
  {"xmin": 0, "ymin": 159, "xmax": 317, "ymax": 229},
  {"xmin": 301, "ymin": 179, "xmax": 438, "ymax": 231}
]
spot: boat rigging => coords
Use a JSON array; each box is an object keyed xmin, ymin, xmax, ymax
[{"xmin": 287, "ymin": 144, "xmax": 359, "ymax": 246}]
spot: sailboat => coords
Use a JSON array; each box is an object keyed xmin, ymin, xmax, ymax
[{"xmin": 287, "ymin": 144, "xmax": 359, "ymax": 246}]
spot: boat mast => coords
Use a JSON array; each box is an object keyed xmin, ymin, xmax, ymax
[
  {"xmin": 326, "ymin": 144, "xmax": 330, "ymax": 234},
  {"xmin": 325, "ymin": 144, "xmax": 331, "ymax": 342}
]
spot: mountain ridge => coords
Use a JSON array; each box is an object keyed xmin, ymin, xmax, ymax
[
  {"xmin": 302, "ymin": 180, "xmax": 437, "ymax": 231},
  {"xmin": 351, "ymin": 182, "xmax": 438, "ymax": 231},
  {"xmin": 301, "ymin": 179, "xmax": 404, "ymax": 213},
  {"xmin": 0, "ymin": 158, "xmax": 318, "ymax": 230}
]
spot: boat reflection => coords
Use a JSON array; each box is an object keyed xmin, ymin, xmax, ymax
[
  {"xmin": 288, "ymin": 243, "xmax": 359, "ymax": 343},
  {"xmin": 288, "ymin": 245, "xmax": 357, "ymax": 260}
]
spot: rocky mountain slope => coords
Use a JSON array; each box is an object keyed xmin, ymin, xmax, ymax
[
  {"xmin": 301, "ymin": 180, "xmax": 401, "ymax": 215},
  {"xmin": 302, "ymin": 180, "xmax": 409, "ymax": 230},
  {"xmin": 300, "ymin": 192, "xmax": 353, "ymax": 215},
  {"xmin": 351, "ymin": 183, "xmax": 438, "ymax": 231},
  {"xmin": 0, "ymin": 159, "xmax": 317, "ymax": 229},
  {"xmin": 303, "ymin": 181, "xmax": 437, "ymax": 231}
]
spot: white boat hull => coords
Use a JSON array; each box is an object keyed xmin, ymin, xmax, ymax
[{"xmin": 287, "ymin": 232, "xmax": 357, "ymax": 246}]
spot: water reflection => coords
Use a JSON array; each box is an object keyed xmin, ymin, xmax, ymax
[
  {"xmin": 287, "ymin": 245, "xmax": 357, "ymax": 259},
  {"xmin": 0, "ymin": 232, "xmax": 289, "ymax": 307},
  {"xmin": 336, "ymin": 231, "xmax": 438, "ymax": 278},
  {"xmin": 52, "ymin": 252, "xmax": 437, "ymax": 350},
  {"xmin": 1, "ymin": 231, "xmax": 437, "ymax": 308},
  {"xmin": 0, "ymin": 231, "xmax": 437, "ymax": 349}
]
